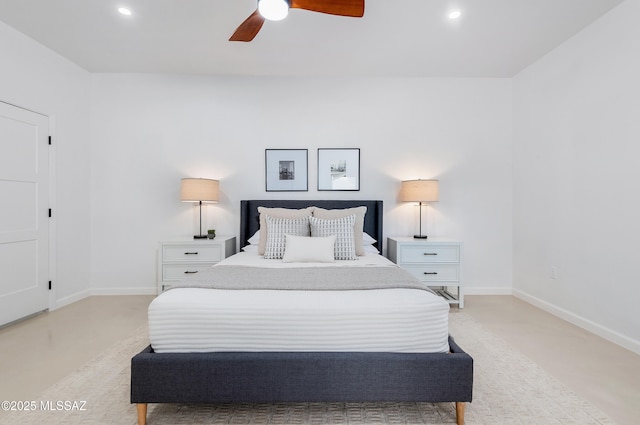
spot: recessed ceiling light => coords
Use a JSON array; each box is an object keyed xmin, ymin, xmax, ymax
[
  {"xmin": 118, "ymin": 7, "xmax": 132, "ymax": 16},
  {"xmin": 448, "ymin": 10, "xmax": 462, "ymax": 20}
]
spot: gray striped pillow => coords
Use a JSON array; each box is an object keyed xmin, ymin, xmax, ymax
[
  {"xmin": 309, "ymin": 214, "xmax": 357, "ymax": 260},
  {"xmin": 264, "ymin": 216, "xmax": 311, "ymax": 259}
]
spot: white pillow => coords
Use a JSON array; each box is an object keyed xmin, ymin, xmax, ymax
[
  {"xmin": 309, "ymin": 214, "xmax": 357, "ymax": 260},
  {"xmin": 247, "ymin": 230, "xmax": 260, "ymax": 245},
  {"xmin": 282, "ymin": 235, "xmax": 336, "ymax": 263},
  {"xmin": 264, "ymin": 216, "xmax": 311, "ymax": 259},
  {"xmin": 242, "ymin": 244, "xmax": 259, "ymax": 253},
  {"xmin": 364, "ymin": 245, "xmax": 380, "ymax": 254},
  {"xmin": 362, "ymin": 232, "xmax": 376, "ymax": 246}
]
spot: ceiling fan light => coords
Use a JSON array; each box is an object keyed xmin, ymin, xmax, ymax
[
  {"xmin": 448, "ymin": 9, "xmax": 462, "ymax": 20},
  {"xmin": 258, "ymin": 0, "xmax": 289, "ymax": 21}
]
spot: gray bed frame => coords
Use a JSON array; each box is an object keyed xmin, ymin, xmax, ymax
[{"xmin": 131, "ymin": 200, "xmax": 473, "ymax": 425}]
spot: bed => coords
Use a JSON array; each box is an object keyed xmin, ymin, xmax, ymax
[{"xmin": 131, "ymin": 200, "xmax": 473, "ymax": 425}]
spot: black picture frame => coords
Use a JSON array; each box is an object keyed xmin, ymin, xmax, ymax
[
  {"xmin": 317, "ymin": 148, "xmax": 360, "ymax": 191},
  {"xmin": 265, "ymin": 149, "xmax": 308, "ymax": 192}
]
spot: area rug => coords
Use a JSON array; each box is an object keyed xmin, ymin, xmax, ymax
[{"xmin": 0, "ymin": 312, "xmax": 617, "ymax": 425}]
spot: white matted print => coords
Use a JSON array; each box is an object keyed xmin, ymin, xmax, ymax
[
  {"xmin": 265, "ymin": 149, "xmax": 308, "ymax": 192},
  {"xmin": 317, "ymin": 148, "xmax": 360, "ymax": 191}
]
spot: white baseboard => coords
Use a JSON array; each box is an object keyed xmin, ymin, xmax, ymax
[
  {"xmin": 55, "ymin": 289, "xmax": 90, "ymax": 310},
  {"xmin": 90, "ymin": 287, "xmax": 157, "ymax": 296},
  {"xmin": 53, "ymin": 287, "xmax": 155, "ymax": 310},
  {"xmin": 513, "ymin": 289, "xmax": 640, "ymax": 356},
  {"xmin": 464, "ymin": 286, "xmax": 512, "ymax": 295}
]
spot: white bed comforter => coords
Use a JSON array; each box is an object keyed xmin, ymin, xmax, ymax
[{"xmin": 148, "ymin": 252, "xmax": 450, "ymax": 353}]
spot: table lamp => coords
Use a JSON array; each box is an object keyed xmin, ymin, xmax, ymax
[
  {"xmin": 400, "ymin": 179, "xmax": 439, "ymax": 239},
  {"xmin": 180, "ymin": 178, "xmax": 219, "ymax": 239}
]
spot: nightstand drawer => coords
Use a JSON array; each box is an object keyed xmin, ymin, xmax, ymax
[
  {"xmin": 158, "ymin": 237, "xmax": 236, "ymax": 294},
  {"xmin": 402, "ymin": 264, "xmax": 460, "ymax": 282},
  {"xmin": 163, "ymin": 264, "xmax": 213, "ymax": 281},
  {"xmin": 399, "ymin": 245, "xmax": 460, "ymax": 263},
  {"xmin": 162, "ymin": 245, "xmax": 222, "ymax": 262}
]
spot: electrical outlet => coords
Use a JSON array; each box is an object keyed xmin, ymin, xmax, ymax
[{"xmin": 551, "ymin": 266, "xmax": 558, "ymax": 280}]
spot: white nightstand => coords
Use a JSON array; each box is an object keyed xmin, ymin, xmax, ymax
[
  {"xmin": 157, "ymin": 236, "xmax": 236, "ymax": 293},
  {"xmin": 387, "ymin": 237, "xmax": 463, "ymax": 308}
]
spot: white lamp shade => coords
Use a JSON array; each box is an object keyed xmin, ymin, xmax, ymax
[
  {"xmin": 400, "ymin": 179, "xmax": 439, "ymax": 202},
  {"xmin": 180, "ymin": 178, "xmax": 219, "ymax": 202}
]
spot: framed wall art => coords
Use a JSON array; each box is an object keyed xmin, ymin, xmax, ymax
[
  {"xmin": 265, "ymin": 149, "xmax": 308, "ymax": 192},
  {"xmin": 317, "ymin": 148, "xmax": 360, "ymax": 191}
]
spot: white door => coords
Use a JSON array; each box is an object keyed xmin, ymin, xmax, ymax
[{"xmin": 0, "ymin": 102, "xmax": 49, "ymax": 326}]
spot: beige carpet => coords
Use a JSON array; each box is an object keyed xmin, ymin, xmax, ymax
[{"xmin": 0, "ymin": 312, "xmax": 617, "ymax": 425}]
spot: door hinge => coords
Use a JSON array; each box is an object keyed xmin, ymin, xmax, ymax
[
  {"xmin": 48, "ymin": 208, "xmax": 52, "ymax": 218},
  {"xmin": 48, "ymin": 281, "xmax": 52, "ymax": 290},
  {"xmin": 48, "ymin": 136, "xmax": 52, "ymax": 145}
]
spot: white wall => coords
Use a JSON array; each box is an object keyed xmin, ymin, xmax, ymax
[
  {"xmin": 0, "ymin": 21, "xmax": 92, "ymax": 307},
  {"xmin": 513, "ymin": 0, "xmax": 640, "ymax": 352},
  {"xmin": 89, "ymin": 75, "xmax": 513, "ymax": 294}
]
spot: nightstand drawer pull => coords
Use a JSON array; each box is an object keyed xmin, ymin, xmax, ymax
[
  {"xmin": 184, "ymin": 270, "xmax": 198, "ymax": 274},
  {"xmin": 184, "ymin": 252, "xmax": 199, "ymax": 255},
  {"xmin": 423, "ymin": 253, "xmax": 438, "ymax": 256},
  {"xmin": 424, "ymin": 272, "xmax": 438, "ymax": 275}
]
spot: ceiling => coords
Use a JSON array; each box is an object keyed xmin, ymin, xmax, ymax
[{"xmin": 0, "ymin": 0, "xmax": 624, "ymax": 77}]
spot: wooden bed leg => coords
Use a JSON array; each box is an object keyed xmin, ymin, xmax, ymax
[
  {"xmin": 137, "ymin": 403, "xmax": 147, "ymax": 425},
  {"xmin": 455, "ymin": 402, "xmax": 465, "ymax": 425}
]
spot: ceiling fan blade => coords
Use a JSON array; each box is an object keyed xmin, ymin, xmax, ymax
[
  {"xmin": 229, "ymin": 10, "xmax": 265, "ymax": 42},
  {"xmin": 290, "ymin": 0, "xmax": 364, "ymax": 17}
]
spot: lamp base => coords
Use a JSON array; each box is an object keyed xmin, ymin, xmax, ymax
[
  {"xmin": 413, "ymin": 235, "xmax": 428, "ymax": 239},
  {"xmin": 193, "ymin": 235, "xmax": 208, "ymax": 239}
]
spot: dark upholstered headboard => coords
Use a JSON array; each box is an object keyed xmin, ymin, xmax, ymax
[{"xmin": 240, "ymin": 200, "xmax": 383, "ymax": 253}]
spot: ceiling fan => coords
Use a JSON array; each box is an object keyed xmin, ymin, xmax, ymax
[{"xmin": 229, "ymin": 0, "xmax": 365, "ymax": 42}]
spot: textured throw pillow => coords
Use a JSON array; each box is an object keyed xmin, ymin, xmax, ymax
[
  {"xmin": 312, "ymin": 206, "xmax": 366, "ymax": 256},
  {"xmin": 282, "ymin": 235, "xmax": 336, "ymax": 263},
  {"xmin": 264, "ymin": 216, "xmax": 311, "ymax": 259},
  {"xmin": 309, "ymin": 214, "xmax": 357, "ymax": 260},
  {"xmin": 258, "ymin": 207, "xmax": 314, "ymax": 255}
]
